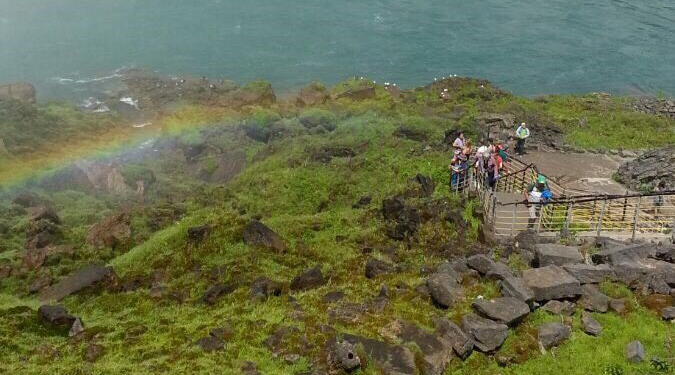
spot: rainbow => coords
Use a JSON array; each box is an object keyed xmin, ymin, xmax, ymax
[{"xmin": 0, "ymin": 105, "xmax": 239, "ymax": 190}]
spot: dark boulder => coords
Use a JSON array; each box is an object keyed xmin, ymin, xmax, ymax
[
  {"xmin": 365, "ymin": 258, "xmax": 395, "ymax": 279},
  {"xmin": 37, "ymin": 305, "xmax": 76, "ymax": 328},
  {"xmin": 625, "ymin": 341, "xmax": 645, "ymax": 362},
  {"xmin": 382, "ymin": 195, "xmax": 406, "ymax": 221},
  {"xmin": 290, "ymin": 267, "xmax": 326, "ymax": 291},
  {"xmin": 466, "ymin": 254, "xmax": 494, "ymax": 275},
  {"xmin": 187, "ymin": 225, "xmax": 211, "ymax": 242},
  {"xmin": 461, "ymin": 313, "xmax": 508, "ymax": 353},
  {"xmin": 581, "ymin": 311, "xmax": 602, "ymax": 336},
  {"xmin": 200, "ymin": 283, "xmax": 237, "ymax": 305},
  {"xmin": 39, "ymin": 265, "xmax": 117, "ymax": 302},
  {"xmin": 242, "ymin": 221, "xmax": 287, "ymax": 252},
  {"xmin": 393, "ymin": 126, "xmax": 428, "ymax": 142},
  {"xmin": 534, "ymin": 244, "xmax": 583, "ymax": 267},
  {"xmin": 326, "ymin": 338, "xmax": 361, "ymax": 373},
  {"xmin": 522, "ymin": 266, "xmax": 581, "ymax": 302},
  {"xmin": 427, "ymin": 272, "xmax": 464, "ymax": 308},
  {"xmin": 542, "ymin": 300, "xmax": 576, "ymax": 316},
  {"xmin": 661, "ymin": 306, "xmax": 675, "ymax": 321},
  {"xmin": 471, "ymin": 297, "xmax": 530, "ymax": 326},
  {"xmin": 433, "ymin": 317, "xmax": 474, "ymax": 359},
  {"xmin": 579, "ymin": 284, "xmax": 610, "ymax": 313},
  {"xmin": 391, "ymin": 320, "xmax": 453, "ymax": 375},
  {"xmin": 563, "ymin": 263, "xmax": 615, "ymax": 284},
  {"xmin": 342, "ymin": 334, "xmax": 416, "ymax": 375},
  {"xmin": 499, "ymin": 277, "xmax": 535, "ymax": 304},
  {"xmin": 485, "ymin": 262, "xmax": 515, "ymax": 281},
  {"xmin": 538, "ymin": 322, "xmax": 571, "ymax": 349},
  {"xmin": 249, "ymin": 277, "xmax": 282, "ymax": 300}
]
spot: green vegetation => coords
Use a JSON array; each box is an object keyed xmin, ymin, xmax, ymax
[{"xmin": 0, "ymin": 77, "xmax": 673, "ymax": 374}]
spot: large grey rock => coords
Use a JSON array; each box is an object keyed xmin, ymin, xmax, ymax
[
  {"xmin": 581, "ymin": 311, "xmax": 602, "ymax": 336},
  {"xmin": 342, "ymin": 334, "xmax": 416, "ymax": 375},
  {"xmin": 661, "ymin": 306, "xmax": 675, "ymax": 321},
  {"xmin": 625, "ymin": 341, "xmax": 645, "ymax": 362},
  {"xmin": 613, "ymin": 259, "xmax": 675, "ymax": 285},
  {"xmin": 563, "ymin": 264, "xmax": 615, "ymax": 284},
  {"xmin": 461, "ymin": 313, "xmax": 508, "ymax": 353},
  {"xmin": 580, "ymin": 284, "xmax": 610, "ymax": 313},
  {"xmin": 433, "ymin": 317, "xmax": 474, "ymax": 359},
  {"xmin": 466, "ymin": 254, "xmax": 494, "ymax": 275},
  {"xmin": 538, "ymin": 322, "xmax": 571, "ymax": 349},
  {"xmin": 392, "ymin": 320, "xmax": 453, "ymax": 375},
  {"xmin": 535, "ymin": 244, "xmax": 583, "ymax": 267},
  {"xmin": 39, "ymin": 265, "xmax": 117, "ymax": 302},
  {"xmin": 436, "ymin": 258, "xmax": 475, "ymax": 283},
  {"xmin": 522, "ymin": 266, "xmax": 581, "ymax": 302},
  {"xmin": 499, "ymin": 277, "xmax": 535, "ymax": 304},
  {"xmin": 471, "ymin": 297, "xmax": 530, "ymax": 326},
  {"xmin": 485, "ymin": 262, "xmax": 515, "ymax": 280},
  {"xmin": 427, "ymin": 272, "xmax": 464, "ymax": 308},
  {"xmin": 591, "ymin": 243, "xmax": 655, "ymax": 266}
]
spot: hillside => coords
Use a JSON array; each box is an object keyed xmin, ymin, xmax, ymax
[{"xmin": 0, "ymin": 75, "xmax": 673, "ymax": 374}]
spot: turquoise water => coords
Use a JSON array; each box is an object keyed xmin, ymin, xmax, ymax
[{"xmin": 1, "ymin": 0, "xmax": 674, "ymax": 99}]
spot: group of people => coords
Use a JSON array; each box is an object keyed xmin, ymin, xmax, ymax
[{"xmin": 449, "ymin": 122, "xmax": 553, "ymax": 226}]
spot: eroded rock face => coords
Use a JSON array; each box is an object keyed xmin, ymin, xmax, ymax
[
  {"xmin": 0, "ymin": 82, "xmax": 36, "ymax": 104},
  {"xmin": 616, "ymin": 145, "xmax": 675, "ymax": 191}
]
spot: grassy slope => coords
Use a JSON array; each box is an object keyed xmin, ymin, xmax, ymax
[{"xmin": 0, "ymin": 78, "xmax": 673, "ymax": 374}]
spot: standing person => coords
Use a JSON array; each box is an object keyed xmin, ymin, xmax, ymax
[
  {"xmin": 453, "ymin": 132, "xmax": 465, "ymax": 151},
  {"xmin": 486, "ymin": 151, "xmax": 500, "ymax": 189},
  {"xmin": 515, "ymin": 123, "xmax": 530, "ymax": 156},
  {"xmin": 524, "ymin": 175, "xmax": 551, "ymax": 228},
  {"xmin": 497, "ymin": 142, "xmax": 510, "ymax": 173}
]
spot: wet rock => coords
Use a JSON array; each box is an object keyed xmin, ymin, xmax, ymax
[
  {"xmin": 538, "ymin": 322, "xmax": 571, "ymax": 349},
  {"xmin": 625, "ymin": 341, "xmax": 644, "ymax": 362},
  {"xmin": 290, "ymin": 267, "xmax": 326, "ymax": 291},
  {"xmin": 242, "ymin": 221, "xmax": 287, "ymax": 252},
  {"xmin": 84, "ymin": 344, "xmax": 104, "ymax": 362},
  {"xmin": 499, "ymin": 277, "xmax": 535, "ymax": 304},
  {"xmin": 427, "ymin": 272, "xmax": 464, "ymax": 308},
  {"xmin": 534, "ymin": 244, "xmax": 583, "ymax": 267},
  {"xmin": 39, "ymin": 265, "xmax": 117, "ymax": 302},
  {"xmin": 591, "ymin": 243, "xmax": 655, "ymax": 266},
  {"xmin": 322, "ymin": 291, "xmax": 346, "ymax": 304},
  {"xmin": 661, "ymin": 306, "xmax": 675, "ymax": 321},
  {"xmin": 196, "ymin": 336, "xmax": 224, "ymax": 352},
  {"xmin": 609, "ymin": 298, "xmax": 627, "ymax": 314},
  {"xmin": 365, "ymin": 258, "xmax": 395, "ymax": 279},
  {"xmin": 86, "ymin": 211, "xmax": 132, "ymax": 248},
  {"xmin": 326, "ymin": 338, "xmax": 361, "ymax": 373},
  {"xmin": 393, "ymin": 126, "xmax": 428, "ymax": 142},
  {"xmin": 471, "ymin": 297, "xmax": 530, "ymax": 326},
  {"xmin": 249, "ymin": 277, "xmax": 282, "ymax": 300},
  {"xmin": 187, "ymin": 225, "xmax": 211, "ymax": 242},
  {"xmin": 563, "ymin": 264, "xmax": 615, "ymax": 284},
  {"xmin": 522, "ymin": 265, "xmax": 581, "ymax": 302},
  {"xmin": 580, "ymin": 284, "xmax": 610, "ymax": 313},
  {"xmin": 433, "ymin": 317, "xmax": 474, "ymax": 359},
  {"xmin": 391, "ymin": 320, "xmax": 453, "ymax": 375},
  {"xmin": 200, "ymin": 283, "xmax": 237, "ymax": 305},
  {"xmin": 541, "ymin": 300, "xmax": 576, "ymax": 316},
  {"xmin": 461, "ymin": 313, "xmax": 508, "ymax": 353},
  {"xmin": 581, "ymin": 311, "xmax": 602, "ymax": 336},
  {"xmin": 616, "ymin": 145, "xmax": 674, "ymax": 191},
  {"xmin": 38, "ymin": 305, "xmax": 76, "ymax": 329},
  {"xmin": 466, "ymin": 254, "xmax": 494, "ymax": 275},
  {"xmin": 342, "ymin": 334, "xmax": 416, "ymax": 375}
]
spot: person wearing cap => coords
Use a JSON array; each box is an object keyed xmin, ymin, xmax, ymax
[
  {"xmin": 515, "ymin": 123, "xmax": 530, "ymax": 155},
  {"xmin": 524, "ymin": 175, "xmax": 551, "ymax": 228}
]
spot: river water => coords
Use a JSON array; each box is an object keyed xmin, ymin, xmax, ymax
[{"xmin": 1, "ymin": 0, "xmax": 674, "ymax": 100}]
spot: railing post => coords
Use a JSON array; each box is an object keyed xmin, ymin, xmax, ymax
[
  {"xmin": 631, "ymin": 196, "xmax": 641, "ymax": 242},
  {"xmin": 621, "ymin": 191, "xmax": 628, "ymax": 223},
  {"xmin": 596, "ymin": 198, "xmax": 607, "ymax": 237},
  {"xmin": 511, "ymin": 203, "xmax": 517, "ymax": 236},
  {"xmin": 535, "ymin": 202, "xmax": 542, "ymax": 235},
  {"xmin": 491, "ymin": 194, "xmax": 497, "ymax": 226}
]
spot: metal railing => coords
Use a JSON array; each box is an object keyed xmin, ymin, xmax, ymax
[{"xmin": 453, "ymin": 155, "xmax": 675, "ymax": 241}]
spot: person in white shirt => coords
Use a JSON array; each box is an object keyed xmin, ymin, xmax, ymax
[{"xmin": 515, "ymin": 123, "xmax": 530, "ymax": 155}]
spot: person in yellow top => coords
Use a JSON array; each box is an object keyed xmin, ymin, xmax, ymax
[{"xmin": 515, "ymin": 122, "xmax": 530, "ymax": 155}]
